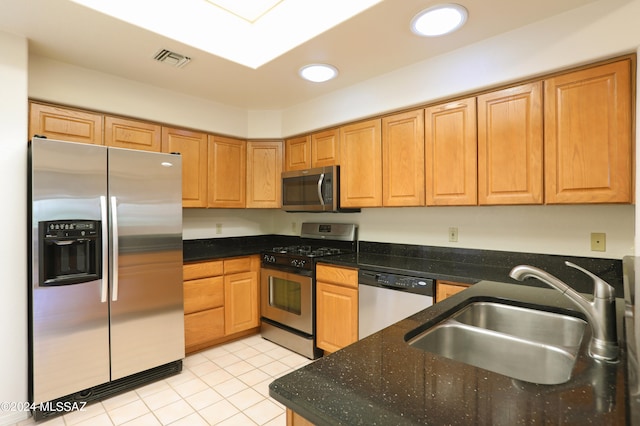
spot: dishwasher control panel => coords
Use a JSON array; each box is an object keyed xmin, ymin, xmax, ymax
[{"xmin": 359, "ymin": 270, "xmax": 434, "ymax": 296}]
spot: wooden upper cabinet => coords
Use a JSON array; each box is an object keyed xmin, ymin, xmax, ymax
[
  {"xmin": 105, "ymin": 116, "xmax": 161, "ymax": 152},
  {"xmin": 477, "ymin": 83, "xmax": 543, "ymax": 205},
  {"xmin": 285, "ymin": 129, "xmax": 340, "ymax": 171},
  {"xmin": 425, "ymin": 98, "xmax": 477, "ymax": 206},
  {"xmin": 312, "ymin": 128, "xmax": 340, "ymax": 167},
  {"xmin": 285, "ymin": 136, "xmax": 311, "ymax": 171},
  {"xmin": 29, "ymin": 102, "xmax": 103, "ymax": 145},
  {"xmin": 382, "ymin": 110, "xmax": 425, "ymax": 206},
  {"xmin": 208, "ymin": 136, "xmax": 246, "ymax": 208},
  {"xmin": 340, "ymin": 119, "xmax": 382, "ymax": 208},
  {"xmin": 544, "ymin": 59, "xmax": 632, "ymax": 204},
  {"xmin": 246, "ymin": 140, "xmax": 283, "ymax": 208},
  {"xmin": 162, "ymin": 127, "xmax": 208, "ymax": 208}
]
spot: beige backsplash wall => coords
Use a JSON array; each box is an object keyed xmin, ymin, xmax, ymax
[{"xmin": 183, "ymin": 204, "xmax": 635, "ymax": 260}]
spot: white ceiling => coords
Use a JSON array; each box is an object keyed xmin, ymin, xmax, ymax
[{"xmin": 1, "ymin": 0, "xmax": 600, "ymax": 110}]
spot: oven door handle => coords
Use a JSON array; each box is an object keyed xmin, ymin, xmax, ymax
[{"xmin": 317, "ymin": 173, "xmax": 326, "ymax": 206}]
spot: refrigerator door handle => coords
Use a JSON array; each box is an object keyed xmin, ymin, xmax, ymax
[
  {"xmin": 110, "ymin": 196, "xmax": 119, "ymax": 302},
  {"xmin": 100, "ymin": 196, "xmax": 109, "ymax": 303}
]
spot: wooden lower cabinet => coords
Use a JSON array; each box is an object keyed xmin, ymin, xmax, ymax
[
  {"xmin": 224, "ymin": 270, "xmax": 260, "ymax": 335},
  {"xmin": 315, "ymin": 264, "xmax": 358, "ymax": 353},
  {"xmin": 287, "ymin": 409, "xmax": 315, "ymax": 426},
  {"xmin": 183, "ymin": 255, "xmax": 260, "ymax": 353},
  {"xmin": 435, "ymin": 280, "xmax": 470, "ymax": 303},
  {"xmin": 184, "ymin": 308, "xmax": 225, "ymax": 349}
]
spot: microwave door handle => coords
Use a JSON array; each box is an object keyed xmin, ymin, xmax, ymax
[
  {"xmin": 317, "ymin": 173, "xmax": 326, "ymax": 206},
  {"xmin": 110, "ymin": 196, "xmax": 119, "ymax": 302},
  {"xmin": 100, "ymin": 196, "xmax": 109, "ymax": 303}
]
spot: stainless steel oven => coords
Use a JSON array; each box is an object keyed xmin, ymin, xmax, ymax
[
  {"xmin": 260, "ymin": 223, "xmax": 357, "ymax": 359},
  {"xmin": 261, "ymin": 267, "xmax": 317, "ymax": 358}
]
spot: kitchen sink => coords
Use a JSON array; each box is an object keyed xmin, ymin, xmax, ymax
[
  {"xmin": 406, "ymin": 301, "xmax": 587, "ymax": 385},
  {"xmin": 452, "ymin": 302, "xmax": 586, "ymax": 348}
]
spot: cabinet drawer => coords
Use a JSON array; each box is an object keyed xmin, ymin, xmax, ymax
[
  {"xmin": 183, "ymin": 260, "xmax": 223, "ymax": 281},
  {"xmin": 223, "ymin": 257, "xmax": 253, "ymax": 274},
  {"xmin": 316, "ymin": 264, "xmax": 358, "ymax": 289},
  {"xmin": 184, "ymin": 276, "xmax": 224, "ymax": 314},
  {"xmin": 184, "ymin": 307, "xmax": 225, "ymax": 348}
]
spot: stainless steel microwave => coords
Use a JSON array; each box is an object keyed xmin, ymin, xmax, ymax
[{"xmin": 281, "ymin": 165, "xmax": 359, "ymax": 212}]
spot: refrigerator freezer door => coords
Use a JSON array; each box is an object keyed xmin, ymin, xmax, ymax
[
  {"xmin": 30, "ymin": 138, "xmax": 110, "ymax": 403},
  {"xmin": 108, "ymin": 148, "xmax": 185, "ymax": 380}
]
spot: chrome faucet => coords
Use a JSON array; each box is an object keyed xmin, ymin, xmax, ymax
[{"xmin": 509, "ymin": 261, "xmax": 618, "ymax": 361}]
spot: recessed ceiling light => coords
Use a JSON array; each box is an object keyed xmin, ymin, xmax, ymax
[
  {"xmin": 410, "ymin": 4, "xmax": 468, "ymax": 37},
  {"xmin": 299, "ymin": 64, "xmax": 338, "ymax": 83}
]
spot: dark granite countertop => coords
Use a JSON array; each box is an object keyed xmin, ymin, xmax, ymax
[
  {"xmin": 183, "ymin": 235, "xmax": 299, "ymax": 262},
  {"xmin": 269, "ymin": 280, "xmax": 628, "ymax": 425},
  {"xmin": 184, "ymin": 237, "xmax": 624, "ymax": 296}
]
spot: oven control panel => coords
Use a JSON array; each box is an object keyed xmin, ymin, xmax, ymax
[{"xmin": 262, "ymin": 253, "xmax": 313, "ymax": 271}]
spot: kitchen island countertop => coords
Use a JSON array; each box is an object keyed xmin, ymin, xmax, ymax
[{"xmin": 269, "ymin": 280, "xmax": 627, "ymax": 425}]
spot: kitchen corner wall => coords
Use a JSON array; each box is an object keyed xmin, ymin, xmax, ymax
[
  {"xmin": 271, "ymin": 205, "xmax": 634, "ymax": 259},
  {"xmin": 183, "ymin": 204, "xmax": 634, "ymax": 260},
  {"xmin": 0, "ymin": 31, "xmax": 29, "ymax": 426}
]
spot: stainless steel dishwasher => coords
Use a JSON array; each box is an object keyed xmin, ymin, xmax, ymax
[{"xmin": 358, "ymin": 269, "xmax": 435, "ymax": 339}]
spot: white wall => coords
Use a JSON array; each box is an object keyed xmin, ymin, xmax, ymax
[
  {"xmin": 182, "ymin": 209, "xmax": 274, "ymax": 239},
  {"xmin": 271, "ymin": 205, "xmax": 634, "ymax": 259},
  {"xmin": 280, "ymin": 0, "xmax": 639, "ymax": 135},
  {"xmin": 29, "ymin": 55, "xmax": 249, "ymax": 138},
  {"xmin": 0, "ymin": 31, "xmax": 29, "ymax": 426}
]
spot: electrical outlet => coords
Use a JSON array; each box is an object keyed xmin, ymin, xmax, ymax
[
  {"xmin": 591, "ymin": 232, "xmax": 606, "ymax": 251},
  {"xmin": 215, "ymin": 223, "xmax": 222, "ymax": 235},
  {"xmin": 449, "ymin": 227, "xmax": 458, "ymax": 242}
]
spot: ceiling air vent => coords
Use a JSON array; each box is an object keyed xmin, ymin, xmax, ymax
[{"xmin": 153, "ymin": 49, "xmax": 191, "ymax": 68}]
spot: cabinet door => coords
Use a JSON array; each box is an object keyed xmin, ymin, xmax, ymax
[
  {"xmin": 208, "ymin": 135, "xmax": 246, "ymax": 208},
  {"xmin": 382, "ymin": 110, "xmax": 425, "ymax": 206},
  {"xmin": 435, "ymin": 281, "xmax": 470, "ymax": 303},
  {"xmin": 316, "ymin": 281, "xmax": 358, "ymax": 353},
  {"xmin": 105, "ymin": 116, "xmax": 161, "ymax": 152},
  {"xmin": 184, "ymin": 276, "xmax": 224, "ymax": 314},
  {"xmin": 425, "ymin": 98, "xmax": 477, "ymax": 206},
  {"xmin": 312, "ymin": 128, "xmax": 340, "ymax": 167},
  {"xmin": 162, "ymin": 127, "xmax": 208, "ymax": 208},
  {"xmin": 285, "ymin": 136, "xmax": 311, "ymax": 171},
  {"xmin": 544, "ymin": 60, "xmax": 632, "ymax": 204},
  {"xmin": 340, "ymin": 119, "xmax": 382, "ymax": 207},
  {"xmin": 224, "ymin": 271, "xmax": 259, "ymax": 335},
  {"xmin": 29, "ymin": 102, "xmax": 103, "ymax": 145},
  {"xmin": 477, "ymin": 83, "xmax": 543, "ymax": 205},
  {"xmin": 184, "ymin": 308, "xmax": 225, "ymax": 350},
  {"xmin": 246, "ymin": 140, "xmax": 283, "ymax": 208}
]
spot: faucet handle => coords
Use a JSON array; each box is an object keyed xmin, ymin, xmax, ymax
[{"xmin": 565, "ymin": 261, "xmax": 615, "ymax": 300}]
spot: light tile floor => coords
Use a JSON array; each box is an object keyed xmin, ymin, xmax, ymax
[{"xmin": 15, "ymin": 334, "xmax": 314, "ymax": 426}]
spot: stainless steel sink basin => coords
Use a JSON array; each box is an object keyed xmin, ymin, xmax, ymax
[
  {"xmin": 452, "ymin": 302, "xmax": 586, "ymax": 348},
  {"xmin": 407, "ymin": 302, "xmax": 587, "ymax": 385}
]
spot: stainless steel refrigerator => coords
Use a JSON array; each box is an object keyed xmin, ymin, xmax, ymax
[{"xmin": 28, "ymin": 137, "xmax": 185, "ymax": 418}]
